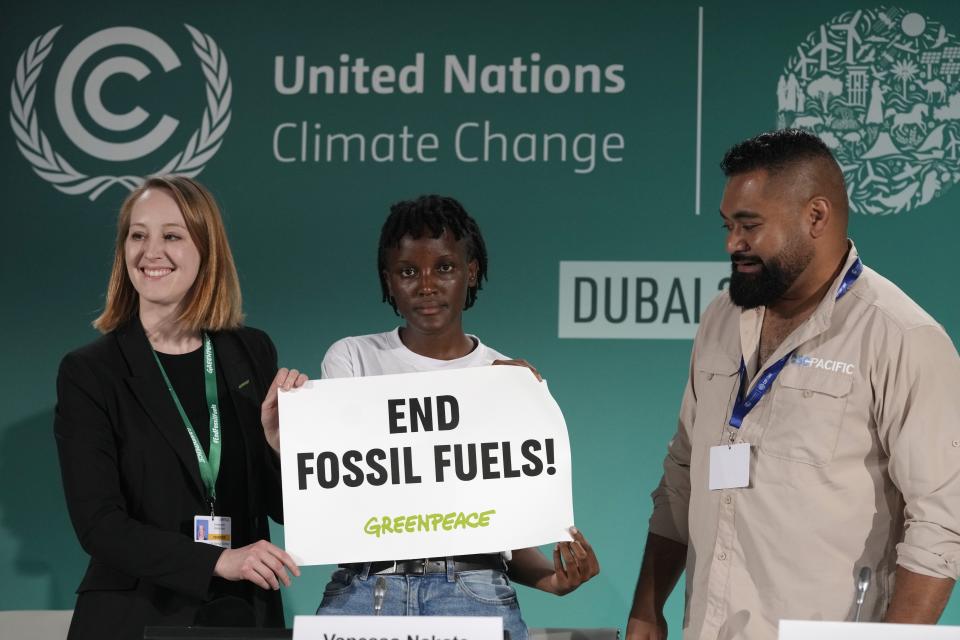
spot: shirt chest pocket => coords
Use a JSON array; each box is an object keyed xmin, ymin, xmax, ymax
[
  {"xmin": 761, "ymin": 365, "xmax": 853, "ymax": 466},
  {"xmin": 693, "ymin": 351, "xmax": 740, "ymax": 433}
]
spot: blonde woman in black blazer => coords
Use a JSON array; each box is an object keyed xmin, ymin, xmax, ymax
[{"xmin": 54, "ymin": 176, "xmax": 304, "ymax": 640}]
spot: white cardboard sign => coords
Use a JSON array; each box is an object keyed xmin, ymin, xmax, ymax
[
  {"xmin": 279, "ymin": 366, "xmax": 574, "ymax": 566},
  {"xmin": 293, "ymin": 615, "xmax": 503, "ymax": 640}
]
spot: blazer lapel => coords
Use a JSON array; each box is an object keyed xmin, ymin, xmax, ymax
[
  {"xmin": 212, "ymin": 331, "xmax": 261, "ymax": 469},
  {"xmin": 116, "ymin": 318, "xmax": 207, "ymax": 499},
  {"xmin": 213, "ymin": 331, "xmax": 277, "ymax": 517}
]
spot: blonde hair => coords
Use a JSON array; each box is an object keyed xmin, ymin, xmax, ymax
[{"xmin": 93, "ymin": 175, "xmax": 244, "ymax": 333}]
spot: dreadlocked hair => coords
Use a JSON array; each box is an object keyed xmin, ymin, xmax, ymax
[{"xmin": 377, "ymin": 194, "xmax": 488, "ymax": 314}]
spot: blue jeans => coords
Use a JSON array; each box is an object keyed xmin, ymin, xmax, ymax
[{"xmin": 316, "ymin": 562, "xmax": 528, "ymax": 640}]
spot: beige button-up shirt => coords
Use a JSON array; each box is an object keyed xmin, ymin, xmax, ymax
[{"xmin": 649, "ymin": 244, "xmax": 960, "ymax": 640}]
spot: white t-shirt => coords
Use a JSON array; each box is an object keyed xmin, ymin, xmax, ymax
[
  {"xmin": 321, "ymin": 327, "xmax": 508, "ymax": 379},
  {"xmin": 320, "ymin": 327, "xmax": 513, "ymax": 561}
]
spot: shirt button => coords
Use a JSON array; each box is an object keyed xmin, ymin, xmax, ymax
[
  {"xmin": 724, "ymin": 495, "xmax": 733, "ymax": 504},
  {"xmin": 718, "ymin": 551, "xmax": 727, "ymax": 561},
  {"xmin": 706, "ymin": 373, "xmax": 714, "ymax": 380},
  {"xmin": 802, "ymin": 390, "xmax": 814, "ymax": 398},
  {"xmin": 953, "ymin": 439, "xmax": 960, "ymax": 448}
]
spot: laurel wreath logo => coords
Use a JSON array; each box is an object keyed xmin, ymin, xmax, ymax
[{"xmin": 9, "ymin": 24, "xmax": 232, "ymax": 200}]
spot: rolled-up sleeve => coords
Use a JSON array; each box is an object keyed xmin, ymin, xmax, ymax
[
  {"xmin": 881, "ymin": 324, "xmax": 960, "ymax": 580},
  {"xmin": 648, "ymin": 353, "xmax": 696, "ymax": 545}
]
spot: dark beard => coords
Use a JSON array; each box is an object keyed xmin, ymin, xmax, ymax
[
  {"xmin": 728, "ymin": 244, "xmax": 812, "ymax": 309},
  {"xmin": 728, "ymin": 260, "xmax": 793, "ymax": 309}
]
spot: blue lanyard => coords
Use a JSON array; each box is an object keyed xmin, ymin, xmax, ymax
[{"xmin": 728, "ymin": 258, "xmax": 862, "ymax": 429}]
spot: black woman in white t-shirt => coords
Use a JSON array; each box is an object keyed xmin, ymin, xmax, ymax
[{"xmin": 315, "ymin": 194, "xmax": 600, "ymax": 639}]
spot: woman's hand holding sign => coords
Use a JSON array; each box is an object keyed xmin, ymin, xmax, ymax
[
  {"xmin": 509, "ymin": 527, "xmax": 600, "ymax": 595},
  {"xmin": 549, "ymin": 527, "xmax": 601, "ymax": 594},
  {"xmin": 214, "ymin": 539, "xmax": 301, "ymax": 590},
  {"xmin": 261, "ymin": 367, "xmax": 309, "ymax": 453},
  {"xmin": 492, "ymin": 358, "xmax": 543, "ymax": 382}
]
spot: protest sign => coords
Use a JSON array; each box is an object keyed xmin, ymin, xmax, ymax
[{"xmin": 279, "ymin": 365, "xmax": 573, "ymax": 565}]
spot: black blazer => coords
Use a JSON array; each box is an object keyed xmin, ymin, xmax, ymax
[{"xmin": 54, "ymin": 318, "xmax": 285, "ymax": 640}]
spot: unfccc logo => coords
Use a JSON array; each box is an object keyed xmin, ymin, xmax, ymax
[{"xmin": 10, "ymin": 25, "xmax": 232, "ymax": 200}]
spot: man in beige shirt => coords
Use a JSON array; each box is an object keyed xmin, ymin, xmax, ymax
[{"xmin": 626, "ymin": 129, "xmax": 960, "ymax": 640}]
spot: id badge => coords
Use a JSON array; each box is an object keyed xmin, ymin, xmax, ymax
[
  {"xmin": 194, "ymin": 515, "xmax": 232, "ymax": 548},
  {"xmin": 709, "ymin": 443, "xmax": 751, "ymax": 490}
]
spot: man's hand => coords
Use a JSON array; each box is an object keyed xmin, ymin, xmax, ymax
[
  {"xmin": 625, "ymin": 617, "xmax": 668, "ymax": 640},
  {"xmin": 625, "ymin": 533, "xmax": 687, "ymax": 640}
]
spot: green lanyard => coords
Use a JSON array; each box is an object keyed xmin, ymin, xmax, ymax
[{"xmin": 151, "ymin": 334, "xmax": 222, "ymax": 514}]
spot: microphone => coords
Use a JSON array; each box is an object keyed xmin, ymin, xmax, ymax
[
  {"xmin": 854, "ymin": 566, "xmax": 871, "ymax": 622},
  {"xmin": 373, "ymin": 576, "xmax": 387, "ymax": 615}
]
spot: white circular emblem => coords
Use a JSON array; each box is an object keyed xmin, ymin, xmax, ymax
[
  {"xmin": 777, "ymin": 8, "xmax": 960, "ymax": 215},
  {"xmin": 9, "ymin": 25, "xmax": 232, "ymax": 200}
]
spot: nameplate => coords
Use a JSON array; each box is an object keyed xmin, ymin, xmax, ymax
[
  {"xmin": 293, "ymin": 615, "xmax": 503, "ymax": 640},
  {"xmin": 779, "ymin": 620, "xmax": 960, "ymax": 639}
]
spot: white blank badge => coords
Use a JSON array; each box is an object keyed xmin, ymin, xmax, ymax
[{"xmin": 709, "ymin": 443, "xmax": 751, "ymax": 490}]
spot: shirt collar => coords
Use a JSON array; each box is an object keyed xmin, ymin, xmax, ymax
[
  {"xmin": 806, "ymin": 239, "xmax": 861, "ymax": 331},
  {"xmin": 739, "ymin": 240, "xmax": 861, "ymax": 374}
]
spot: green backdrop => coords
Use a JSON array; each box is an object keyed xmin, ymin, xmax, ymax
[{"xmin": 1, "ymin": 0, "xmax": 957, "ymax": 631}]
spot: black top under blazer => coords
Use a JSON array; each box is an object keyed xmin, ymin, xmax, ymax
[{"xmin": 54, "ymin": 317, "xmax": 284, "ymax": 639}]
